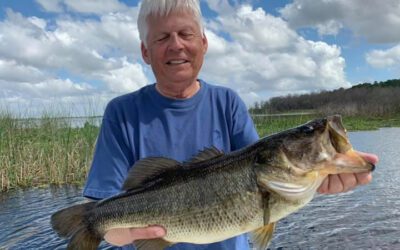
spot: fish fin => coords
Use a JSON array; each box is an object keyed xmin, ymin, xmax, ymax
[
  {"xmin": 51, "ymin": 202, "xmax": 96, "ymax": 237},
  {"xmin": 257, "ymin": 174, "xmax": 320, "ymax": 201},
  {"xmin": 67, "ymin": 227, "xmax": 102, "ymax": 250},
  {"xmin": 51, "ymin": 202, "xmax": 102, "ymax": 250},
  {"xmin": 262, "ymin": 193, "xmax": 271, "ymax": 225},
  {"xmin": 250, "ymin": 223, "xmax": 276, "ymax": 250},
  {"xmin": 123, "ymin": 157, "xmax": 181, "ymax": 191},
  {"xmin": 135, "ymin": 238, "xmax": 173, "ymax": 250},
  {"xmin": 186, "ymin": 146, "xmax": 224, "ymax": 164},
  {"xmin": 123, "ymin": 147, "xmax": 224, "ymax": 191}
]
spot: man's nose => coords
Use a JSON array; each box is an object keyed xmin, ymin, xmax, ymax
[{"xmin": 168, "ymin": 34, "xmax": 184, "ymax": 51}]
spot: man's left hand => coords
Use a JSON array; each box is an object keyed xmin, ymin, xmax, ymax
[{"xmin": 317, "ymin": 151, "xmax": 379, "ymax": 194}]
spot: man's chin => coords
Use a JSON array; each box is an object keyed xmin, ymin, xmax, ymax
[{"xmin": 165, "ymin": 74, "xmax": 196, "ymax": 84}]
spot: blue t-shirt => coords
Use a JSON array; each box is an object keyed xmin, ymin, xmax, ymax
[{"xmin": 83, "ymin": 79, "xmax": 259, "ymax": 250}]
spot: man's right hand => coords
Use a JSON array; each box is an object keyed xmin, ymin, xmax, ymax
[{"xmin": 104, "ymin": 226, "xmax": 166, "ymax": 247}]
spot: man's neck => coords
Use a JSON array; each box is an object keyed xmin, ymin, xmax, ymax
[{"xmin": 155, "ymin": 80, "xmax": 200, "ymax": 99}]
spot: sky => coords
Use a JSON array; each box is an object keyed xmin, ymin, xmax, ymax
[{"xmin": 0, "ymin": 0, "xmax": 399, "ymax": 117}]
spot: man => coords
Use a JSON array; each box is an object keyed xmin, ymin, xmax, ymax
[{"xmin": 83, "ymin": 0, "xmax": 378, "ymax": 249}]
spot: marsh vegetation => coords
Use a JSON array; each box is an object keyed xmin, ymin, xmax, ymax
[
  {"xmin": 1, "ymin": 112, "xmax": 398, "ymax": 191},
  {"xmin": 0, "ymin": 113, "xmax": 98, "ymax": 191}
]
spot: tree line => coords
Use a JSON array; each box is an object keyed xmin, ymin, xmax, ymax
[{"xmin": 250, "ymin": 79, "xmax": 400, "ymax": 116}]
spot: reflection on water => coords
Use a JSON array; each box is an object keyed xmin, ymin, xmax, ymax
[{"xmin": 0, "ymin": 128, "xmax": 399, "ymax": 250}]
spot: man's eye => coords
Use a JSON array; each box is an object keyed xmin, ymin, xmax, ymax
[
  {"xmin": 181, "ymin": 33, "xmax": 194, "ymax": 39},
  {"xmin": 156, "ymin": 36, "xmax": 168, "ymax": 42}
]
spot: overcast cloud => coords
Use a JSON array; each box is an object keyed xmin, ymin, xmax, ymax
[{"xmin": 0, "ymin": 0, "xmax": 399, "ymax": 116}]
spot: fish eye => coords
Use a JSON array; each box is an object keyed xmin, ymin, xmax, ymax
[{"xmin": 301, "ymin": 125, "xmax": 314, "ymax": 133}]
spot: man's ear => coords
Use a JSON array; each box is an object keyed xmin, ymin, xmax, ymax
[
  {"xmin": 202, "ymin": 33, "xmax": 208, "ymax": 54},
  {"xmin": 141, "ymin": 42, "xmax": 151, "ymax": 64}
]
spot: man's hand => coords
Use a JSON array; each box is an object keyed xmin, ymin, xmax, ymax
[
  {"xmin": 104, "ymin": 226, "xmax": 166, "ymax": 247},
  {"xmin": 318, "ymin": 151, "xmax": 378, "ymax": 194}
]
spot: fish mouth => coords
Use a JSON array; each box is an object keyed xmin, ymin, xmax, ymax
[{"xmin": 326, "ymin": 115, "xmax": 375, "ymax": 174}]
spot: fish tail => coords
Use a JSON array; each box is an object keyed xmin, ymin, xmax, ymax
[
  {"xmin": 67, "ymin": 226, "xmax": 102, "ymax": 250},
  {"xmin": 51, "ymin": 202, "xmax": 101, "ymax": 250}
]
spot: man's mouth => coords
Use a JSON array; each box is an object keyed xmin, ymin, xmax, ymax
[{"xmin": 166, "ymin": 60, "xmax": 188, "ymax": 65}]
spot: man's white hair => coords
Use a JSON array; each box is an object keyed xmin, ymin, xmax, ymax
[{"xmin": 138, "ymin": 0, "xmax": 204, "ymax": 47}]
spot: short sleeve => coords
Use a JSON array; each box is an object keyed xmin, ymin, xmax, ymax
[
  {"xmin": 230, "ymin": 92, "xmax": 259, "ymax": 150},
  {"xmin": 83, "ymin": 115, "xmax": 134, "ymax": 199}
]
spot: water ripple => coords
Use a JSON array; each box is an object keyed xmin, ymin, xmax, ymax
[{"xmin": 1, "ymin": 128, "xmax": 399, "ymax": 249}]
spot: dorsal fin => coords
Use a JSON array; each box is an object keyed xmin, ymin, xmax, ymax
[
  {"xmin": 122, "ymin": 157, "xmax": 181, "ymax": 191},
  {"xmin": 186, "ymin": 146, "xmax": 224, "ymax": 164}
]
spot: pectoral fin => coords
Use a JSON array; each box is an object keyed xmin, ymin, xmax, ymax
[
  {"xmin": 135, "ymin": 238, "xmax": 173, "ymax": 250},
  {"xmin": 250, "ymin": 223, "xmax": 276, "ymax": 250},
  {"xmin": 257, "ymin": 170, "xmax": 321, "ymax": 201}
]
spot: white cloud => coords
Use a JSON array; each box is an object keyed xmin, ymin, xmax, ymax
[
  {"xmin": 0, "ymin": 76, "xmax": 113, "ymax": 117},
  {"xmin": 36, "ymin": 0, "xmax": 63, "ymax": 12},
  {"xmin": 63, "ymin": 0, "xmax": 128, "ymax": 14},
  {"xmin": 0, "ymin": 10, "xmax": 100, "ymax": 72},
  {"xmin": 25, "ymin": 79, "xmax": 94, "ymax": 97},
  {"xmin": 280, "ymin": 0, "xmax": 400, "ymax": 43},
  {"xmin": 202, "ymin": 4, "xmax": 349, "ymax": 103},
  {"xmin": 1, "ymin": 0, "xmax": 353, "ymax": 114},
  {"xmin": 0, "ymin": 9, "xmax": 141, "ymax": 74},
  {"xmin": 36, "ymin": 0, "xmax": 128, "ymax": 14},
  {"xmin": 99, "ymin": 58, "xmax": 149, "ymax": 93},
  {"xmin": 0, "ymin": 6, "xmax": 148, "ymax": 116},
  {"xmin": 0, "ymin": 78, "xmax": 94, "ymax": 99},
  {"xmin": 366, "ymin": 44, "xmax": 400, "ymax": 68},
  {"xmin": 0, "ymin": 59, "xmax": 46, "ymax": 83}
]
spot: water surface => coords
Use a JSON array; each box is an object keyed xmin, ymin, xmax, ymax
[
  {"xmin": 0, "ymin": 128, "xmax": 399, "ymax": 249},
  {"xmin": 269, "ymin": 128, "xmax": 400, "ymax": 249}
]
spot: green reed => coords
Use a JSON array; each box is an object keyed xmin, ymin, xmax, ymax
[
  {"xmin": 341, "ymin": 114, "xmax": 400, "ymax": 131},
  {"xmin": 253, "ymin": 114, "xmax": 317, "ymax": 137},
  {"xmin": 1, "ymin": 111, "xmax": 398, "ymax": 191},
  {"xmin": 0, "ymin": 112, "xmax": 99, "ymax": 191},
  {"xmin": 253, "ymin": 113, "xmax": 400, "ymax": 137}
]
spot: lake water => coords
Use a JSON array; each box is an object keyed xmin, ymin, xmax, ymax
[{"xmin": 0, "ymin": 128, "xmax": 399, "ymax": 250}]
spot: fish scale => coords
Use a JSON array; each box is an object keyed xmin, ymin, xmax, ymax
[{"xmin": 94, "ymin": 156, "xmax": 263, "ymax": 243}]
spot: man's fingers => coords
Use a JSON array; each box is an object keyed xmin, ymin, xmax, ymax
[
  {"xmin": 328, "ymin": 174, "xmax": 344, "ymax": 194},
  {"xmin": 355, "ymin": 172, "xmax": 373, "ymax": 185},
  {"xmin": 338, "ymin": 173, "xmax": 357, "ymax": 192},
  {"xmin": 104, "ymin": 228, "xmax": 134, "ymax": 246},
  {"xmin": 104, "ymin": 226, "xmax": 166, "ymax": 247},
  {"xmin": 129, "ymin": 226, "xmax": 166, "ymax": 240},
  {"xmin": 317, "ymin": 177, "xmax": 330, "ymax": 194}
]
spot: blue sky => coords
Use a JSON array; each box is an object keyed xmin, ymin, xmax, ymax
[{"xmin": 0, "ymin": 0, "xmax": 399, "ymax": 116}]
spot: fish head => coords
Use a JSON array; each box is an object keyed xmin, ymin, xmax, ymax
[{"xmin": 255, "ymin": 115, "xmax": 374, "ymax": 200}]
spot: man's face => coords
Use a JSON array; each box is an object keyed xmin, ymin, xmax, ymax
[{"xmin": 141, "ymin": 11, "xmax": 208, "ymax": 85}]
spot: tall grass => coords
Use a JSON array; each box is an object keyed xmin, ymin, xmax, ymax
[
  {"xmin": 0, "ymin": 112, "xmax": 99, "ymax": 191},
  {"xmin": 341, "ymin": 114, "xmax": 400, "ymax": 131},
  {"xmin": 253, "ymin": 113, "xmax": 400, "ymax": 138},
  {"xmin": 1, "ymin": 111, "xmax": 398, "ymax": 191},
  {"xmin": 253, "ymin": 114, "xmax": 317, "ymax": 137}
]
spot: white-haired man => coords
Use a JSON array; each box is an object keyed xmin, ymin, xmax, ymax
[{"xmin": 83, "ymin": 0, "xmax": 378, "ymax": 249}]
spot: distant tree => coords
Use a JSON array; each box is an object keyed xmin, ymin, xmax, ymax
[{"xmin": 249, "ymin": 79, "xmax": 400, "ymax": 116}]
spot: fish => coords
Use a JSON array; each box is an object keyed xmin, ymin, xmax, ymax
[{"xmin": 51, "ymin": 115, "xmax": 375, "ymax": 250}]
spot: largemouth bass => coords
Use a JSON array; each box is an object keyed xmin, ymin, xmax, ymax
[{"xmin": 51, "ymin": 115, "xmax": 374, "ymax": 250}]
